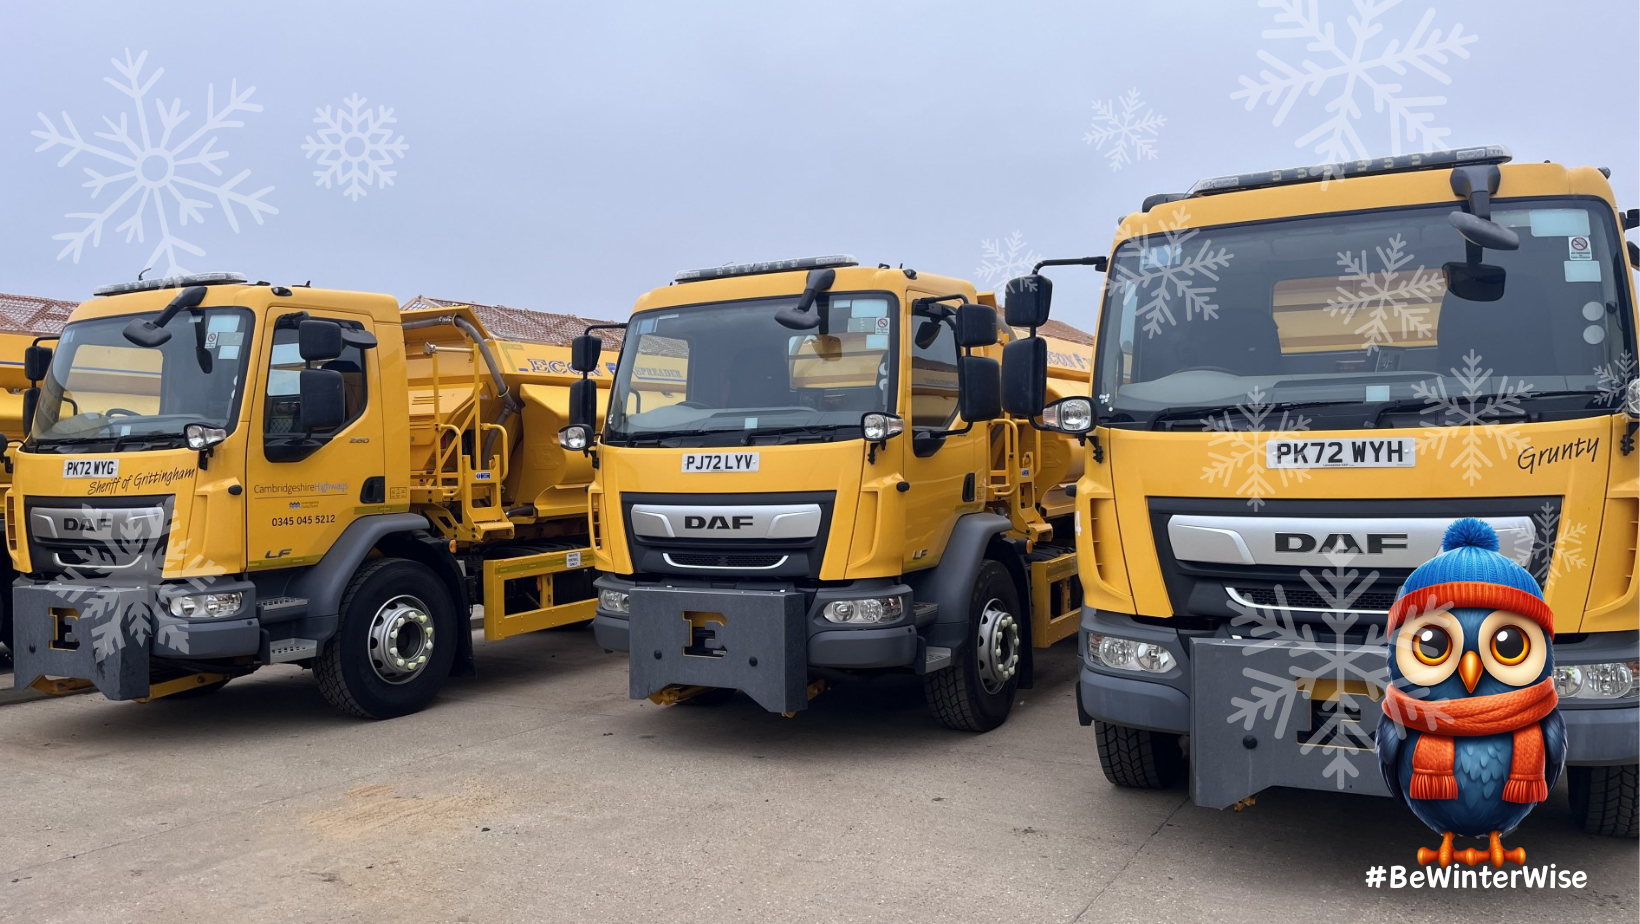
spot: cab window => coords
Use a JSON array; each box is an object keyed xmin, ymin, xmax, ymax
[
  {"xmin": 264, "ymin": 322, "xmax": 369, "ymax": 436},
  {"xmin": 909, "ymin": 320, "xmax": 959, "ymax": 429}
]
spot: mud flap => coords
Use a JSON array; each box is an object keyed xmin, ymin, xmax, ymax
[
  {"xmin": 627, "ymin": 585, "xmax": 808, "ymax": 714},
  {"xmin": 1190, "ymin": 636, "xmax": 1391, "ymax": 809},
  {"xmin": 12, "ymin": 583, "xmax": 155, "ymax": 700}
]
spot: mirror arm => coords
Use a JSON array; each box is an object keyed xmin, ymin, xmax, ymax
[{"xmin": 1032, "ymin": 256, "xmax": 1107, "ymax": 274}]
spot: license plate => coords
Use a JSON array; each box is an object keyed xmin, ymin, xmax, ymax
[
  {"xmin": 1266, "ymin": 438, "xmax": 1415, "ymax": 469},
  {"xmin": 63, "ymin": 459, "xmax": 119, "ymax": 478},
  {"xmin": 681, "ymin": 452, "xmax": 759, "ymax": 473}
]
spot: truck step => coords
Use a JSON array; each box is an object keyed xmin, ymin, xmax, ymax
[
  {"xmin": 912, "ymin": 602, "xmax": 938, "ymax": 626},
  {"xmin": 923, "ymin": 646, "xmax": 953, "ymax": 673},
  {"xmin": 257, "ymin": 596, "xmax": 309, "ymax": 623},
  {"xmin": 268, "ymin": 638, "xmax": 319, "ymax": 663}
]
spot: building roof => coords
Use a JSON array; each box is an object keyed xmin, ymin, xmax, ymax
[
  {"xmin": 0, "ymin": 292, "xmax": 76, "ymax": 335},
  {"xmin": 1036, "ymin": 319, "xmax": 1094, "ymax": 346},
  {"xmin": 401, "ymin": 296, "xmax": 624, "ymax": 349}
]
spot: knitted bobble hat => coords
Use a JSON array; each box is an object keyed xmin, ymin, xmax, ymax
[{"xmin": 1386, "ymin": 518, "xmax": 1553, "ymax": 636}]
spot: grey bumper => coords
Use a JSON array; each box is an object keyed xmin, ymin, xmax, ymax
[
  {"xmin": 1562, "ymin": 703, "xmax": 1640, "ymax": 766},
  {"xmin": 11, "ymin": 580, "xmax": 258, "ymax": 701}
]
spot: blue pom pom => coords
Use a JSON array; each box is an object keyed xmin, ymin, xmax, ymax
[{"xmin": 1442, "ymin": 517, "xmax": 1499, "ymax": 552}]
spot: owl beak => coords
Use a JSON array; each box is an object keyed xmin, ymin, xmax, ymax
[{"xmin": 1459, "ymin": 650, "xmax": 1483, "ymax": 693}]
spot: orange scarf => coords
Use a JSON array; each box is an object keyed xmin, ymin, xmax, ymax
[{"xmin": 1381, "ymin": 678, "xmax": 1558, "ymax": 804}]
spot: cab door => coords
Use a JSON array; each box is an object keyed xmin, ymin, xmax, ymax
[
  {"xmin": 246, "ymin": 308, "xmax": 387, "ymax": 571},
  {"xmin": 897, "ymin": 300, "xmax": 987, "ymax": 571}
]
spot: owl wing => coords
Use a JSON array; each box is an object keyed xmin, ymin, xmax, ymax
[
  {"xmin": 1542, "ymin": 709, "xmax": 1567, "ymax": 796},
  {"xmin": 1376, "ymin": 710, "xmax": 1409, "ymax": 808}
]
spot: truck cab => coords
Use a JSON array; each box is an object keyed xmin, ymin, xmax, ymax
[
  {"xmin": 1006, "ymin": 147, "xmax": 1639, "ymax": 835},
  {"xmin": 572, "ymin": 257, "xmax": 1090, "ymax": 730}
]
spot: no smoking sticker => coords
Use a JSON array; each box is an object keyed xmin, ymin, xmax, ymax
[{"xmin": 1568, "ymin": 236, "xmax": 1592, "ymax": 260}]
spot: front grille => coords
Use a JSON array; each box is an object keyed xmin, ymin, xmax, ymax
[
  {"xmin": 24, "ymin": 496, "xmax": 175, "ymax": 580},
  {"xmin": 1229, "ymin": 585, "xmax": 1397, "ymax": 614},
  {"xmin": 664, "ymin": 552, "xmax": 789, "ymax": 570}
]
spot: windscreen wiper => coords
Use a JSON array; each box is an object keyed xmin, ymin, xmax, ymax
[
  {"xmin": 1146, "ymin": 399, "xmax": 1364, "ymax": 431},
  {"xmin": 741, "ymin": 424, "xmax": 847, "ymax": 445}
]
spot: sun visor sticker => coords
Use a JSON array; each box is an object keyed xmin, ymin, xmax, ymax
[
  {"xmin": 1528, "ymin": 209, "xmax": 1592, "ymax": 237},
  {"xmin": 1564, "ymin": 261, "xmax": 1602, "ymax": 283}
]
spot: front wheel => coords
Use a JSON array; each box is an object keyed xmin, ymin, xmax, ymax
[
  {"xmin": 315, "ymin": 558, "xmax": 459, "ymax": 719},
  {"xmin": 1094, "ymin": 721, "xmax": 1184, "ymax": 789},
  {"xmin": 924, "ymin": 561, "xmax": 1023, "ymax": 733},
  {"xmin": 1568, "ymin": 764, "xmax": 1638, "ymax": 837}
]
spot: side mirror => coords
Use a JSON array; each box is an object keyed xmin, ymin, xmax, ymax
[
  {"xmin": 341, "ymin": 328, "xmax": 378, "ymax": 350},
  {"xmin": 1001, "ymin": 337, "xmax": 1047, "ymax": 417},
  {"xmin": 298, "ymin": 319, "xmax": 346, "ymax": 362},
  {"xmin": 23, "ymin": 345, "xmax": 52, "ymax": 382},
  {"xmin": 913, "ymin": 319, "xmax": 942, "ymax": 350},
  {"xmin": 775, "ymin": 267, "xmax": 835, "ymax": 330},
  {"xmin": 954, "ymin": 303, "xmax": 998, "ymax": 348},
  {"xmin": 570, "ymin": 334, "xmax": 602, "ymax": 374},
  {"xmin": 1003, "ymin": 276, "xmax": 1052, "ymax": 328},
  {"xmin": 958, "ymin": 355, "xmax": 1001, "ymax": 422},
  {"xmin": 568, "ymin": 378, "xmax": 597, "ymax": 429},
  {"xmin": 1448, "ymin": 211, "xmax": 1520, "ymax": 252},
  {"xmin": 1443, "ymin": 261, "xmax": 1507, "ymax": 302},
  {"xmin": 122, "ymin": 284, "xmax": 207, "ymax": 347},
  {"xmin": 297, "ymin": 368, "xmax": 347, "ymax": 431}
]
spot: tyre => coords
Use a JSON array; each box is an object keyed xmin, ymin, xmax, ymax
[
  {"xmin": 1568, "ymin": 764, "xmax": 1638, "ymax": 837},
  {"xmin": 924, "ymin": 561, "xmax": 1023, "ymax": 732},
  {"xmin": 315, "ymin": 558, "xmax": 459, "ymax": 719},
  {"xmin": 1094, "ymin": 720, "xmax": 1184, "ymax": 789}
]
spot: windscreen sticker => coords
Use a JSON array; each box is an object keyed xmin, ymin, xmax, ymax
[
  {"xmin": 207, "ymin": 314, "xmax": 241, "ymax": 333},
  {"xmin": 866, "ymin": 334, "xmax": 888, "ymax": 350},
  {"xmin": 1568, "ymin": 235, "xmax": 1593, "ymax": 260},
  {"xmin": 1140, "ymin": 244, "xmax": 1181, "ymax": 269},
  {"xmin": 219, "ymin": 345, "xmax": 241, "ymax": 360},
  {"xmin": 1526, "ymin": 208, "xmax": 1591, "ymax": 238},
  {"xmin": 1565, "ymin": 260, "xmax": 1601, "ymax": 283},
  {"xmin": 849, "ymin": 299, "xmax": 889, "ymax": 318},
  {"xmin": 847, "ymin": 318, "xmax": 878, "ymax": 333}
]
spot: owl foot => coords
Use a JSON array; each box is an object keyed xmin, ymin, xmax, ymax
[
  {"xmin": 1415, "ymin": 832, "xmax": 1455, "ymax": 867},
  {"xmin": 1451, "ymin": 832, "xmax": 1526, "ymax": 867}
]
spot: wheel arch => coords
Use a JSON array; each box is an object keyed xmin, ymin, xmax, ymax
[{"xmin": 908, "ymin": 512, "xmax": 1011, "ymax": 653}]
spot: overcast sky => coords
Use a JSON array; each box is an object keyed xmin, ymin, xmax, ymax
[{"xmin": 3, "ymin": 0, "xmax": 1636, "ymax": 328}]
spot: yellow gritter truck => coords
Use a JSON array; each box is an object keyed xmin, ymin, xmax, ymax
[
  {"xmin": 7, "ymin": 274, "xmax": 618, "ymax": 717},
  {"xmin": 560, "ymin": 257, "xmax": 1092, "ymax": 730},
  {"xmin": 1004, "ymin": 147, "xmax": 1639, "ymax": 835}
]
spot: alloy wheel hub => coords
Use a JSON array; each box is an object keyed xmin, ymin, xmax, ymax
[
  {"xmin": 368, "ymin": 595, "xmax": 434, "ymax": 684},
  {"xmin": 975, "ymin": 599, "xmax": 1020, "ymax": 695}
]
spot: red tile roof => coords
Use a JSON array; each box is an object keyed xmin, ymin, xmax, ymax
[
  {"xmin": 1036, "ymin": 319, "xmax": 1094, "ymax": 346},
  {"xmin": 401, "ymin": 296, "xmax": 624, "ymax": 349},
  {"xmin": 0, "ymin": 292, "xmax": 76, "ymax": 335}
]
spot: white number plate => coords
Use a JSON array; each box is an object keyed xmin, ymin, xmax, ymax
[
  {"xmin": 63, "ymin": 459, "xmax": 119, "ymax": 478},
  {"xmin": 1266, "ymin": 438, "xmax": 1416, "ymax": 469},
  {"xmin": 681, "ymin": 452, "xmax": 760, "ymax": 473}
]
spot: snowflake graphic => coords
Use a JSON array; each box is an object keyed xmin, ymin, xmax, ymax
[
  {"xmin": 1413, "ymin": 350, "xmax": 1532, "ymax": 486},
  {"xmin": 1594, "ymin": 350, "xmax": 1636, "ymax": 408},
  {"xmin": 1225, "ymin": 551, "xmax": 1439, "ymax": 789},
  {"xmin": 1110, "ymin": 207, "xmax": 1233, "ymax": 338},
  {"xmin": 31, "ymin": 49, "xmax": 276, "ymax": 276},
  {"xmin": 1200, "ymin": 386, "xmax": 1314, "ymax": 510},
  {"xmin": 50, "ymin": 507, "xmax": 223, "ymax": 659},
  {"xmin": 1232, "ymin": 0, "xmax": 1478, "ymax": 164},
  {"xmin": 1083, "ymin": 89, "xmax": 1165, "ymax": 171},
  {"xmin": 1525, "ymin": 501, "xmax": 1588, "ymax": 588},
  {"xmin": 1326, "ymin": 234, "xmax": 1443, "ymax": 352},
  {"xmin": 976, "ymin": 232, "xmax": 1040, "ymax": 291},
  {"xmin": 301, "ymin": 94, "xmax": 408, "ymax": 201}
]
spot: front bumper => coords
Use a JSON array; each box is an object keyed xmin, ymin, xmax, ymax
[
  {"xmin": 1077, "ymin": 610, "xmax": 1640, "ymax": 808},
  {"xmin": 11, "ymin": 579, "xmax": 259, "ymax": 700},
  {"xmin": 594, "ymin": 575, "xmax": 919, "ymax": 713}
]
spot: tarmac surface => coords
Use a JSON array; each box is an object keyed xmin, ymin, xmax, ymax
[{"xmin": 0, "ymin": 632, "xmax": 1634, "ymax": 923}]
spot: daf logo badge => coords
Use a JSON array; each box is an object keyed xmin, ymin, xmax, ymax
[
  {"xmin": 683, "ymin": 515, "xmax": 755, "ymax": 531},
  {"xmin": 1274, "ymin": 532, "xmax": 1409, "ymax": 554}
]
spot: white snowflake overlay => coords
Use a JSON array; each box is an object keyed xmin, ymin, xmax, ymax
[
  {"xmin": 1201, "ymin": 387, "xmax": 1314, "ymax": 510},
  {"xmin": 1413, "ymin": 350, "xmax": 1532, "ymax": 486},
  {"xmin": 1226, "ymin": 550, "xmax": 1451, "ymax": 790},
  {"xmin": 1232, "ymin": 0, "xmax": 1478, "ymax": 165},
  {"xmin": 301, "ymin": 94, "xmax": 408, "ymax": 201},
  {"xmin": 1327, "ymin": 234, "xmax": 1442, "ymax": 352},
  {"xmin": 1110, "ymin": 207, "xmax": 1233, "ymax": 338},
  {"xmin": 975, "ymin": 232, "xmax": 1040, "ymax": 291},
  {"xmin": 1083, "ymin": 89, "xmax": 1165, "ymax": 171},
  {"xmin": 32, "ymin": 50, "xmax": 276, "ymax": 276},
  {"xmin": 51, "ymin": 507, "xmax": 223, "ymax": 659},
  {"xmin": 1594, "ymin": 350, "xmax": 1636, "ymax": 408},
  {"xmin": 1531, "ymin": 501, "xmax": 1588, "ymax": 587}
]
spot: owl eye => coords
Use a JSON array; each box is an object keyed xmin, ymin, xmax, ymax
[
  {"xmin": 1413, "ymin": 625, "xmax": 1452, "ymax": 665},
  {"xmin": 1490, "ymin": 626, "xmax": 1530, "ymax": 665}
]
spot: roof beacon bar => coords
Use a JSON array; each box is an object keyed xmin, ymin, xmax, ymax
[
  {"xmin": 94, "ymin": 272, "xmax": 249, "ymax": 297},
  {"xmin": 1185, "ymin": 144, "xmax": 1513, "ymax": 198},
  {"xmin": 674, "ymin": 255, "xmax": 857, "ymax": 284}
]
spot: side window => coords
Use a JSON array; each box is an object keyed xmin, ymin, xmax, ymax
[
  {"xmin": 909, "ymin": 320, "xmax": 959, "ymax": 429},
  {"xmin": 264, "ymin": 321, "xmax": 369, "ymax": 436},
  {"xmin": 625, "ymin": 333, "xmax": 689, "ymax": 416}
]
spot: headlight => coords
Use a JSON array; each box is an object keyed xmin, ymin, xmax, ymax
[
  {"xmin": 598, "ymin": 588, "xmax": 630, "ymax": 615},
  {"xmin": 184, "ymin": 423, "xmax": 228, "ymax": 450},
  {"xmin": 822, "ymin": 596, "xmax": 904, "ymax": 624},
  {"xmin": 1553, "ymin": 661, "xmax": 1640, "ymax": 700},
  {"xmin": 1089, "ymin": 633, "xmax": 1176, "ymax": 673},
  {"xmin": 167, "ymin": 591, "xmax": 244, "ymax": 618},
  {"xmin": 1042, "ymin": 397, "xmax": 1094, "ymax": 433},
  {"xmin": 860, "ymin": 413, "xmax": 904, "ymax": 442},
  {"xmin": 558, "ymin": 425, "xmax": 591, "ymax": 451}
]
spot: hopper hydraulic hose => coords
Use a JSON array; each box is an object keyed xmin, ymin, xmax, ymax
[{"xmin": 402, "ymin": 315, "xmax": 523, "ymax": 464}]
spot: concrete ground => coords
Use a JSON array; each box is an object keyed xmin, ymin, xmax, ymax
[{"xmin": 0, "ymin": 633, "xmax": 1634, "ymax": 924}]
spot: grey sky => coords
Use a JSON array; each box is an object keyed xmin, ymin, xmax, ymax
[{"xmin": 3, "ymin": 0, "xmax": 1636, "ymax": 329}]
